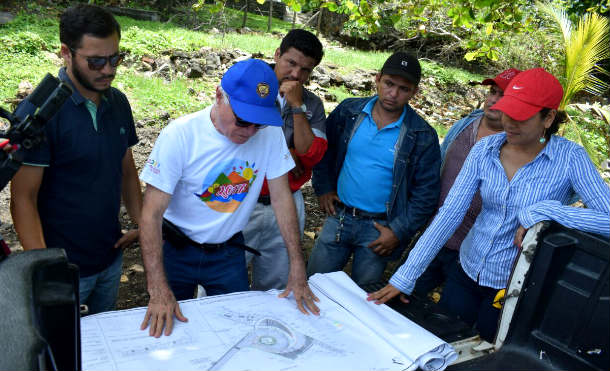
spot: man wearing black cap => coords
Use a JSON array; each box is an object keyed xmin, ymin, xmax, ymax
[
  {"xmin": 138, "ymin": 59, "xmax": 319, "ymax": 338},
  {"xmin": 308, "ymin": 52, "xmax": 441, "ymax": 286}
]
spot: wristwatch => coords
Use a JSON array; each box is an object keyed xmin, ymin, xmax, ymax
[{"xmin": 290, "ymin": 104, "xmax": 307, "ymax": 115}]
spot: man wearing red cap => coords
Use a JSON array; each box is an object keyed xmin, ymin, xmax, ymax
[{"xmin": 412, "ymin": 68, "xmax": 520, "ymax": 298}]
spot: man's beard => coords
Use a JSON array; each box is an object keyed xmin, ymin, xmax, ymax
[{"xmin": 71, "ymin": 64, "xmax": 112, "ymax": 93}]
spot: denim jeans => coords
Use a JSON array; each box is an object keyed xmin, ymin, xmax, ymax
[
  {"xmin": 413, "ymin": 247, "xmax": 459, "ymax": 298},
  {"xmin": 307, "ymin": 210, "xmax": 391, "ymax": 286},
  {"xmin": 243, "ymin": 190, "xmax": 305, "ymax": 291},
  {"xmin": 79, "ymin": 250, "xmax": 122, "ymax": 315},
  {"xmin": 439, "ymin": 263, "xmax": 501, "ymax": 343},
  {"xmin": 163, "ymin": 233, "xmax": 249, "ymax": 301}
]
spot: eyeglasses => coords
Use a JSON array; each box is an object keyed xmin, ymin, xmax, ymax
[
  {"xmin": 70, "ymin": 48, "xmax": 125, "ymax": 71},
  {"xmin": 235, "ymin": 115, "xmax": 264, "ymax": 130}
]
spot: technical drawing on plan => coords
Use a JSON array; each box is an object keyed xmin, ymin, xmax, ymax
[
  {"xmin": 209, "ymin": 309, "xmax": 344, "ymax": 370},
  {"xmin": 81, "ymin": 273, "xmax": 457, "ymax": 371}
]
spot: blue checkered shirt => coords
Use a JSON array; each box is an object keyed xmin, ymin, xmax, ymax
[{"xmin": 390, "ymin": 133, "xmax": 610, "ymax": 293}]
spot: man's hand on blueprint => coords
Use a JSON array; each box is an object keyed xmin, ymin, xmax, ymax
[
  {"xmin": 279, "ymin": 263, "xmax": 320, "ymax": 315},
  {"xmin": 140, "ymin": 285, "xmax": 188, "ymax": 337},
  {"xmin": 366, "ymin": 283, "xmax": 410, "ymax": 305}
]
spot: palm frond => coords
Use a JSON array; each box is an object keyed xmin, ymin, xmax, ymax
[
  {"xmin": 537, "ymin": 2, "xmax": 571, "ymax": 45},
  {"xmin": 561, "ymin": 12, "xmax": 610, "ymax": 109},
  {"xmin": 572, "ymin": 121, "xmax": 601, "ymax": 166}
]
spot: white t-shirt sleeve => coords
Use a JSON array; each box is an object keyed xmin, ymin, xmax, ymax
[
  {"xmin": 140, "ymin": 123, "xmax": 185, "ymax": 195},
  {"xmin": 265, "ymin": 127, "xmax": 295, "ymax": 180}
]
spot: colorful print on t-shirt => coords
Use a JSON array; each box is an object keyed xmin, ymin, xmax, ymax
[{"xmin": 194, "ymin": 159, "xmax": 258, "ymax": 213}]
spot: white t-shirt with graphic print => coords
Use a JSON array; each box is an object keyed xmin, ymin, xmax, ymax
[{"xmin": 140, "ymin": 105, "xmax": 294, "ymax": 243}]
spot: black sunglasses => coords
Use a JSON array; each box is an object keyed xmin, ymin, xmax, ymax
[
  {"xmin": 235, "ymin": 115, "xmax": 264, "ymax": 130},
  {"xmin": 70, "ymin": 48, "xmax": 125, "ymax": 71}
]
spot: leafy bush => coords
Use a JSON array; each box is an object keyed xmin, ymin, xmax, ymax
[
  {"xmin": 563, "ymin": 107, "xmax": 609, "ymax": 164},
  {"xmin": 0, "ymin": 31, "xmax": 49, "ymax": 55},
  {"xmin": 493, "ymin": 24, "xmax": 563, "ymax": 75},
  {"xmin": 121, "ymin": 26, "xmax": 173, "ymax": 56},
  {"xmin": 421, "ymin": 61, "xmax": 482, "ymax": 86}
]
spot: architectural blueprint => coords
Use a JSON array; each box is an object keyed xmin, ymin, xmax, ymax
[{"xmin": 81, "ymin": 272, "xmax": 456, "ymax": 371}]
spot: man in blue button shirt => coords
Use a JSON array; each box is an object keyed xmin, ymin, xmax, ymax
[
  {"xmin": 10, "ymin": 4, "xmax": 142, "ymax": 315},
  {"xmin": 308, "ymin": 52, "xmax": 441, "ymax": 286}
]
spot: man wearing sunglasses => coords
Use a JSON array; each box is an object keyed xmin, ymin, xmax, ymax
[
  {"xmin": 10, "ymin": 4, "xmax": 141, "ymax": 315},
  {"xmin": 139, "ymin": 59, "xmax": 319, "ymax": 338}
]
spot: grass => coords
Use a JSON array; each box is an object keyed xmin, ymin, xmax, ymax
[
  {"xmin": 115, "ymin": 72, "xmax": 213, "ymax": 119},
  {"xmin": 2, "ymin": 3, "xmax": 605, "ymax": 166},
  {"xmin": 0, "ymin": 5, "xmax": 481, "ymax": 121},
  {"xmin": 0, "ymin": 54, "xmax": 57, "ymax": 109},
  {"xmin": 326, "ymin": 86, "xmax": 356, "ymax": 104}
]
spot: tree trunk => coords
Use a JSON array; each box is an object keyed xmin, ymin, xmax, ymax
[
  {"xmin": 292, "ymin": 10, "xmax": 296, "ymax": 29},
  {"xmin": 316, "ymin": 7, "xmax": 323, "ymax": 36},
  {"xmin": 220, "ymin": 5, "xmax": 227, "ymax": 41},
  {"xmin": 267, "ymin": 0, "xmax": 273, "ymax": 32},
  {"xmin": 241, "ymin": 0, "xmax": 249, "ymax": 28}
]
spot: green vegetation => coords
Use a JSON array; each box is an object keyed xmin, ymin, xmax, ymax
[
  {"xmin": 326, "ymin": 86, "xmax": 354, "ymax": 104},
  {"xmin": 0, "ymin": 2, "xmax": 607, "ymax": 167},
  {"xmin": 115, "ymin": 71, "xmax": 215, "ymax": 120},
  {"xmin": 421, "ymin": 62, "xmax": 482, "ymax": 86},
  {"xmin": 564, "ymin": 107, "xmax": 610, "ymax": 164},
  {"xmin": 191, "ymin": 2, "xmax": 295, "ymax": 34},
  {"xmin": 539, "ymin": 2, "xmax": 609, "ymax": 166},
  {"xmin": 0, "ymin": 8, "xmax": 476, "ymax": 122}
]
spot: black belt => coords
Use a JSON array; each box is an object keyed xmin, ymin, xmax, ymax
[
  {"xmin": 257, "ymin": 194, "xmax": 271, "ymax": 205},
  {"xmin": 335, "ymin": 202, "xmax": 386, "ymax": 219},
  {"xmin": 162, "ymin": 218, "xmax": 261, "ymax": 256}
]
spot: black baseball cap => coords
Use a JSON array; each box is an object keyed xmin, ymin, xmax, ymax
[{"xmin": 381, "ymin": 52, "xmax": 421, "ymax": 85}]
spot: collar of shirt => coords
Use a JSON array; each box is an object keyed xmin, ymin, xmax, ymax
[
  {"xmin": 362, "ymin": 96, "xmax": 406, "ymax": 130},
  {"xmin": 485, "ymin": 132, "xmax": 556, "ymax": 162},
  {"xmin": 277, "ymin": 93, "xmax": 286, "ymax": 110},
  {"xmin": 58, "ymin": 67, "xmax": 108, "ymax": 131},
  {"xmin": 59, "ymin": 67, "xmax": 109, "ymax": 107}
]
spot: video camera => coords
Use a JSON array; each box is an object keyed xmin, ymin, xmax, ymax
[
  {"xmin": 0, "ymin": 73, "xmax": 73, "ymax": 191},
  {"xmin": 0, "ymin": 75, "xmax": 80, "ymax": 370}
]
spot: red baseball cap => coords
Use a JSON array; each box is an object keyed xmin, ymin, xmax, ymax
[
  {"xmin": 481, "ymin": 68, "xmax": 521, "ymax": 91},
  {"xmin": 490, "ymin": 68, "xmax": 564, "ymax": 121}
]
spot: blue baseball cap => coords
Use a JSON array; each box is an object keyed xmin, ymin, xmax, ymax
[{"xmin": 221, "ymin": 59, "xmax": 283, "ymax": 127}]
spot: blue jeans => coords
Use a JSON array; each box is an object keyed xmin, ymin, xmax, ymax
[
  {"xmin": 413, "ymin": 247, "xmax": 459, "ymax": 297},
  {"xmin": 439, "ymin": 263, "xmax": 501, "ymax": 343},
  {"xmin": 163, "ymin": 233, "xmax": 249, "ymax": 301},
  {"xmin": 307, "ymin": 211, "xmax": 391, "ymax": 286},
  {"xmin": 79, "ymin": 250, "xmax": 122, "ymax": 315}
]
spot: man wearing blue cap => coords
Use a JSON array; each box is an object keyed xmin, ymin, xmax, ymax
[{"xmin": 139, "ymin": 59, "xmax": 319, "ymax": 338}]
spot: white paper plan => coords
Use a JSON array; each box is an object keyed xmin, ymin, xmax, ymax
[{"xmin": 81, "ymin": 272, "xmax": 457, "ymax": 371}]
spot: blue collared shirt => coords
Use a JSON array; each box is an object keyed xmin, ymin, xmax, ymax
[
  {"xmin": 390, "ymin": 133, "xmax": 610, "ymax": 293},
  {"xmin": 337, "ymin": 97, "xmax": 406, "ymax": 213}
]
